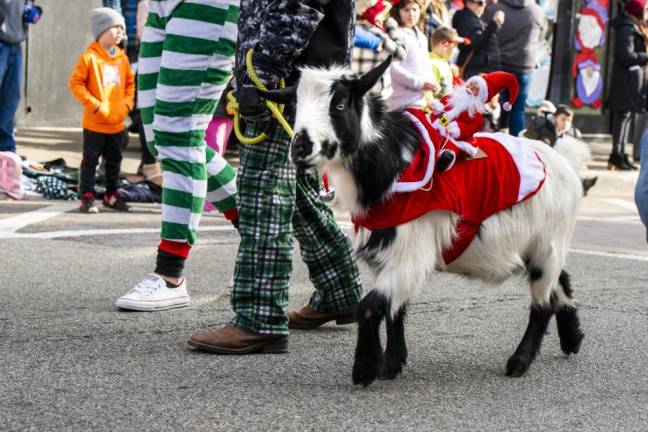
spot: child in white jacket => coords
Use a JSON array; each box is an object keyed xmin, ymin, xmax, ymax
[{"xmin": 388, "ymin": 0, "xmax": 438, "ymax": 110}]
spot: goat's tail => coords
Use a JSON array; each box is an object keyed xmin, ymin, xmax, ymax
[{"xmin": 552, "ymin": 135, "xmax": 591, "ymax": 175}]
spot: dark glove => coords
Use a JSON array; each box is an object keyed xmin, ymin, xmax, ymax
[
  {"xmin": 238, "ymin": 83, "xmax": 271, "ymax": 121},
  {"xmin": 236, "ymin": 52, "xmax": 282, "ymax": 121}
]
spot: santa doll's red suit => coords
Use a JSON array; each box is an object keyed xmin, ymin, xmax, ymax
[
  {"xmin": 353, "ymin": 108, "xmax": 546, "ymax": 265},
  {"xmin": 428, "ymin": 71, "xmax": 520, "ymax": 170}
]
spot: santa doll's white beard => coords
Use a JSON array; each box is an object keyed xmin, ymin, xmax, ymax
[
  {"xmin": 580, "ymin": 69, "xmax": 601, "ymax": 96},
  {"xmin": 578, "ymin": 18, "xmax": 602, "ymax": 49},
  {"xmin": 447, "ymin": 85, "xmax": 485, "ymax": 118}
]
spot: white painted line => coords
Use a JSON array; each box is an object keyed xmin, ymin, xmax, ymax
[
  {"xmin": 603, "ymin": 198, "xmax": 639, "ymax": 212},
  {"xmin": 191, "ymin": 293, "xmax": 229, "ymax": 307},
  {"xmin": 0, "ymin": 224, "xmax": 234, "ymax": 239},
  {"xmin": 569, "ymin": 248, "xmax": 648, "ymax": 262},
  {"xmin": 0, "ymin": 220, "xmax": 354, "ymax": 240},
  {"xmin": 0, "ymin": 204, "xmax": 76, "ymax": 234},
  {"xmin": 2, "ymin": 214, "xmax": 646, "ymax": 263},
  {"xmin": 577, "ymin": 215, "xmax": 642, "ymax": 224}
]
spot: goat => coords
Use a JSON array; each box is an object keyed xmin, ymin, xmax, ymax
[{"xmin": 260, "ymin": 58, "xmax": 585, "ymax": 387}]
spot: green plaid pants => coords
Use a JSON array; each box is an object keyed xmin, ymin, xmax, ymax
[
  {"xmin": 138, "ymin": 0, "xmax": 238, "ymax": 246},
  {"xmin": 230, "ymin": 121, "xmax": 363, "ymax": 334}
]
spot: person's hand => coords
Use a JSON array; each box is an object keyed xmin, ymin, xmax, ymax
[
  {"xmin": 236, "ymin": 51, "xmax": 287, "ymax": 121},
  {"xmin": 493, "ymin": 10, "xmax": 505, "ymax": 26},
  {"xmin": 106, "ymin": 103, "xmax": 131, "ymax": 124},
  {"xmin": 94, "ymin": 102, "xmax": 110, "ymax": 119},
  {"xmin": 384, "ymin": 17, "xmax": 398, "ymax": 32},
  {"xmin": 238, "ymin": 83, "xmax": 271, "ymax": 121},
  {"xmin": 423, "ymin": 81, "xmax": 440, "ymax": 93},
  {"xmin": 236, "ymin": 69, "xmax": 279, "ymax": 121}
]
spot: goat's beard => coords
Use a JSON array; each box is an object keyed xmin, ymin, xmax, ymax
[{"xmin": 447, "ymin": 84, "xmax": 485, "ymax": 118}]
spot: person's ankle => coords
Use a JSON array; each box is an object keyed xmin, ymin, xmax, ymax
[{"xmin": 156, "ymin": 273, "xmax": 183, "ymax": 287}]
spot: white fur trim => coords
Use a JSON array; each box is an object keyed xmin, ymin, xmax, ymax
[
  {"xmin": 467, "ymin": 76, "xmax": 489, "ymax": 103},
  {"xmin": 431, "ymin": 119, "xmax": 446, "ymax": 135},
  {"xmin": 453, "ymin": 140, "xmax": 480, "ymax": 157},
  {"xmin": 503, "ymin": 102, "xmax": 512, "ymax": 111},
  {"xmin": 432, "ymin": 118, "xmax": 479, "ymax": 157},
  {"xmin": 447, "ymin": 121, "xmax": 460, "ymax": 138},
  {"xmin": 393, "ymin": 112, "xmax": 436, "ymax": 193},
  {"xmin": 428, "ymin": 99, "xmax": 444, "ymax": 115}
]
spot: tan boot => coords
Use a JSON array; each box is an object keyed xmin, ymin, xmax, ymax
[
  {"xmin": 287, "ymin": 305, "xmax": 356, "ymax": 330},
  {"xmin": 142, "ymin": 163, "xmax": 163, "ymax": 187},
  {"xmin": 189, "ymin": 325, "xmax": 288, "ymax": 354}
]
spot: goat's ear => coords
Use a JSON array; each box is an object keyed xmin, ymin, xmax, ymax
[
  {"xmin": 256, "ymin": 86, "xmax": 296, "ymax": 105},
  {"xmin": 353, "ymin": 56, "xmax": 392, "ymax": 96}
]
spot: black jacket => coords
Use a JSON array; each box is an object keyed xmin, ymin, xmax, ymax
[
  {"xmin": 452, "ymin": 8, "xmax": 501, "ymax": 78},
  {"xmin": 608, "ymin": 15, "xmax": 648, "ymax": 113}
]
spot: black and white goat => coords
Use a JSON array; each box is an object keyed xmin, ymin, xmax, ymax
[{"xmin": 261, "ymin": 59, "xmax": 585, "ymax": 387}]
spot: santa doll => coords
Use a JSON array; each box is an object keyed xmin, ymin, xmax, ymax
[
  {"xmin": 570, "ymin": 5, "xmax": 606, "ymax": 108},
  {"xmin": 428, "ymin": 71, "xmax": 520, "ymax": 171}
]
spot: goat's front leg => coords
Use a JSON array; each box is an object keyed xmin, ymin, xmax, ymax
[
  {"xmin": 352, "ymin": 290, "xmax": 387, "ymax": 387},
  {"xmin": 379, "ymin": 304, "xmax": 408, "ymax": 380}
]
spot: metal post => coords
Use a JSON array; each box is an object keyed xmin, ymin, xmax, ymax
[{"xmin": 548, "ymin": 0, "xmax": 575, "ymax": 105}]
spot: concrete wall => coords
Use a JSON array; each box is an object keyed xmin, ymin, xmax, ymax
[{"xmin": 16, "ymin": 0, "xmax": 102, "ymax": 127}]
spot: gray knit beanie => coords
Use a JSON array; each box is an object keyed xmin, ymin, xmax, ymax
[{"xmin": 91, "ymin": 7, "xmax": 125, "ymax": 40}]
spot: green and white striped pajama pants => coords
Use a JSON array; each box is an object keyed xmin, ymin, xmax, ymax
[{"xmin": 138, "ymin": 0, "xmax": 239, "ymax": 250}]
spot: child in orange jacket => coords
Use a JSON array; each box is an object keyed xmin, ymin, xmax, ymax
[{"xmin": 69, "ymin": 7, "xmax": 135, "ymax": 213}]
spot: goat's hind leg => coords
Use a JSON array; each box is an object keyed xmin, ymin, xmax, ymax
[
  {"xmin": 353, "ymin": 290, "xmax": 387, "ymax": 387},
  {"xmin": 551, "ymin": 270, "xmax": 585, "ymax": 355},
  {"xmin": 379, "ymin": 304, "xmax": 408, "ymax": 380},
  {"xmin": 506, "ymin": 262, "xmax": 556, "ymax": 377}
]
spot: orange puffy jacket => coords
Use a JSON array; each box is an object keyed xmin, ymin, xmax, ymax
[{"xmin": 69, "ymin": 42, "xmax": 135, "ymax": 135}]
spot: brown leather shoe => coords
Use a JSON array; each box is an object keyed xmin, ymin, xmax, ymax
[
  {"xmin": 287, "ymin": 305, "xmax": 357, "ymax": 330},
  {"xmin": 189, "ymin": 325, "xmax": 288, "ymax": 354}
]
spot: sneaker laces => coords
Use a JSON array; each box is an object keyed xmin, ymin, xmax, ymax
[{"xmin": 129, "ymin": 274, "xmax": 163, "ymax": 296}]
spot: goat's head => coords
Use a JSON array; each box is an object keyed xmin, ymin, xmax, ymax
[{"xmin": 259, "ymin": 57, "xmax": 392, "ymax": 169}]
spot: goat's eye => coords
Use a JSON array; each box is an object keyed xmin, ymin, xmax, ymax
[{"xmin": 336, "ymin": 103, "xmax": 345, "ymax": 111}]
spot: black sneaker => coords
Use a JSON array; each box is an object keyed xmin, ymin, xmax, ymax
[
  {"xmin": 80, "ymin": 193, "xmax": 99, "ymax": 214},
  {"xmin": 103, "ymin": 193, "xmax": 130, "ymax": 212}
]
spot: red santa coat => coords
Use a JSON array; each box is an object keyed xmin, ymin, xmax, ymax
[{"xmin": 352, "ymin": 109, "xmax": 546, "ymax": 265}]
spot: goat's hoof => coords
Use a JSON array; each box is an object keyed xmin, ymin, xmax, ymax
[
  {"xmin": 378, "ymin": 356, "xmax": 406, "ymax": 380},
  {"xmin": 560, "ymin": 331, "xmax": 584, "ymax": 355},
  {"xmin": 505, "ymin": 354, "xmax": 531, "ymax": 377},
  {"xmin": 352, "ymin": 358, "xmax": 379, "ymax": 387}
]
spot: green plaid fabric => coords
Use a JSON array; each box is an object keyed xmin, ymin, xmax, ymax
[
  {"xmin": 230, "ymin": 121, "xmax": 363, "ymax": 334},
  {"xmin": 137, "ymin": 0, "xmax": 239, "ymax": 246}
]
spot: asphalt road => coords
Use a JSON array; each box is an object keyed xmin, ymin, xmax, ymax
[{"xmin": 1, "ymin": 176, "xmax": 647, "ymax": 431}]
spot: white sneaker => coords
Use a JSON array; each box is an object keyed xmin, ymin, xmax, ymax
[{"xmin": 115, "ymin": 274, "xmax": 190, "ymax": 311}]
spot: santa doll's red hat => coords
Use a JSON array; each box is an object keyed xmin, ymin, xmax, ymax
[{"xmin": 467, "ymin": 71, "xmax": 519, "ymax": 111}]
